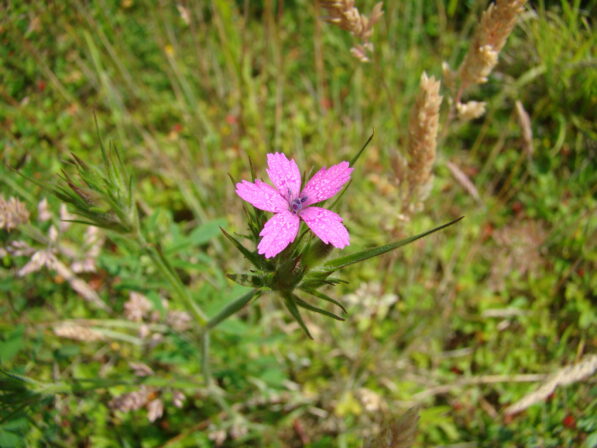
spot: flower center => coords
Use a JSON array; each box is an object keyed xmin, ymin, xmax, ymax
[{"xmin": 290, "ymin": 196, "xmax": 308, "ymax": 214}]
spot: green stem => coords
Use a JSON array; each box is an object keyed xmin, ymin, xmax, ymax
[
  {"xmin": 200, "ymin": 288, "xmax": 260, "ymax": 385},
  {"xmin": 200, "ymin": 330, "xmax": 210, "ymax": 384},
  {"xmin": 135, "ymin": 231, "xmax": 207, "ymax": 327}
]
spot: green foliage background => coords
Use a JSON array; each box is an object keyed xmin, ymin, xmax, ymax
[{"xmin": 1, "ymin": 0, "xmax": 596, "ymax": 446}]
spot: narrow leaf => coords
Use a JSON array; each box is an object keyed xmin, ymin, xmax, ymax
[
  {"xmin": 321, "ymin": 217, "xmax": 463, "ymax": 273},
  {"xmin": 299, "ymin": 287, "xmax": 347, "ymax": 314},
  {"xmin": 220, "ymin": 227, "xmax": 269, "ymax": 270},
  {"xmin": 188, "ymin": 219, "xmax": 226, "ymax": 245},
  {"xmin": 349, "ymin": 130, "xmax": 375, "ymax": 166},
  {"xmin": 207, "ymin": 289, "xmax": 260, "ymax": 330},
  {"xmin": 328, "ymin": 131, "xmax": 374, "ymax": 212},
  {"xmin": 248, "ymin": 156, "xmax": 257, "ymax": 181},
  {"xmin": 282, "ymin": 294, "xmax": 313, "ymax": 339},
  {"xmin": 294, "ymin": 297, "xmax": 345, "ymax": 321},
  {"xmin": 167, "ymin": 219, "xmax": 226, "ymax": 254},
  {"xmin": 328, "ymin": 179, "xmax": 352, "ymax": 211}
]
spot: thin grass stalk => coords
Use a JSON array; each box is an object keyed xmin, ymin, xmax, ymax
[
  {"xmin": 134, "ymin": 230, "xmax": 208, "ymax": 327},
  {"xmin": 200, "ymin": 331, "xmax": 211, "ymax": 383}
]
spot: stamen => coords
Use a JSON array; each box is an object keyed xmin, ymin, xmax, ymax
[{"xmin": 290, "ymin": 198, "xmax": 303, "ymax": 213}]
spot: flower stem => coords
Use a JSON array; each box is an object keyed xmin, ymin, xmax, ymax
[
  {"xmin": 200, "ymin": 330, "xmax": 210, "ymax": 383},
  {"xmin": 134, "ymin": 231, "xmax": 208, "ymax": 327}
]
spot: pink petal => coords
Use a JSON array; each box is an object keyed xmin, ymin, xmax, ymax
[
  {"xmin": 300, "ymin": 206, "xmax": 349, "ymax": 249},
  {"xmin": 301, "ymin": 161, "xmax": 353, "ymax": 206},
  {"xmin": 258, "ymin": 211, "xmax": 300, "ymax": 258},
  {"xmin": 235, "ymin": 180, "xmax": 288, "ymax": 213},
  {"xmin": 266, "ymin": 153, "xmax": 302, "ymax": 198}
]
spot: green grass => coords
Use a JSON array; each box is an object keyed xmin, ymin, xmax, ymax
[{"xmin": 1, "ymin": 0, "xmax": 596, "ymax": 446}]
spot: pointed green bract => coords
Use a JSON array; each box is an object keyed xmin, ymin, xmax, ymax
[
  {"xmin": 299, "ymin": 287, "xmax": 348, "ymax": 314},
  {"xmin": 299, "ymin": 274, "xmax": 347, "ymax": 290},
  {"xmin": 282, "ymin": 294, "xmax": 313, "ymax": 339},
  {"xmin": 294, "ymin": 297, "xmax": 345, "ymax": 321},
  {"xmin": 220, "ymin": 227, "xmax": 270, "ymax": 270},
  {"xmin": 225, "ymin": 273, "xmax": 264, "ymax": 287}
]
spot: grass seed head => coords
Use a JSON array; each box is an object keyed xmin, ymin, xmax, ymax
[
  {"xmin": 124, "ymin": 292, "xmax": 152, "ymax": 322},
  {"xmin": 53, "ymin": 323, "xmax": 105, "ymax": 342},
  {"xmin": 457, "ymin": 0, "xmax": 527, "ymax": 95},
  {"xmin": 319, "ymin": 1, "xmax": 384, "ymax": 62},
  {"xmin": 404, "ymin": 73, "xmax": 443, "ymax": 214},
  {"xmin": 0, "ymin": 196, "xmax": 30, "ymax": 231}
]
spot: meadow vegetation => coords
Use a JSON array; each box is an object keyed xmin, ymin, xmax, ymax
[{"xmin": 1, "ymin": 0, "xmax": 596, "ymax": 446}]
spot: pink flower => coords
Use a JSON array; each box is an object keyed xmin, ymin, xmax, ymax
[{"xmin": 236, "ymin": 153, "xmax": 353, "ymax": 258}]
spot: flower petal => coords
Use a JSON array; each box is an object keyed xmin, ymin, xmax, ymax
[
  {"xmin": 258, "ymin": 211, "xmax": 300, "ymax": 258},
  {"xmin": 300, "ymin": 206, "xmax": 349, "ymax": 249},
  {"xmin": 266, "ymin": 153, "xmax": 302, "ymax": 198},
  {"xmin": 235, "ymin": 179, "xmax": 288, "ymax": 212},
  {"xmin": 301, "ymin": 161, "xmax": 353, "ymax": 206}
]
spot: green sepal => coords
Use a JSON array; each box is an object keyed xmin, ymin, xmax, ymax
[
  {"xmin": 319, "ymin": 217, "xmax": 464, "ymax": 274},
  {"xmin": 226, "ymin": 273, "xmax": 270, "ymax": 288},
  {"xmin": 299, "ymin": 275, "xmax": 347, "ymax": 290},
  {"xmin": 242, "ymin": 203, "xmax": 266, "ymax": 242},
  {"xmin": 302, "ymin": 239, "xmax": 335, "ymax": 268}
]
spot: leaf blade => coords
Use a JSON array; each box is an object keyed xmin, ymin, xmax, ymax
[{"xmin": 321, "ymin": 217, "xmax": 463, "ymax": 273}]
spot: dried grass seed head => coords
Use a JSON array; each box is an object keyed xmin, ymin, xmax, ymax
[
  {"xmin": 319, "ymin": 1, "xmax": 384, "ymax": 62},
  {"xmin": 124, "ymin": 292, "xmax": 153, "ymax": 322},
  {"xmin": 457, "ymin": 0, "xmax": 527, "ymax": 90},
  {"xmin": 0, "ymin": 196, "xmax": 30, "ymax": 231},
  {"xmin": 54, "ymin": 323, "xmax": 105, "ymax": 342},
  {"xmin": 109, "ymin": 385, "xmax": 153, "ymax": 412},
  {"xmin": 406, "ymin": 73, "xmax": 443, "ymax": 201},
  {"xmin": 147, "ymin": 398, "xmax": 164, "ymax": 422},
  {"xmin": 18, "ymin": 249, "xmax": 56, "ymax": 277},
  {"xmin": 456, "ymin": 100, "xmax": 487, "ymax": 121}
]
